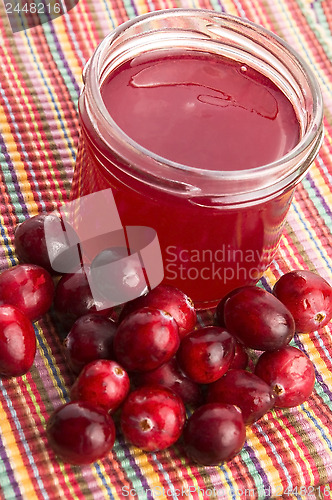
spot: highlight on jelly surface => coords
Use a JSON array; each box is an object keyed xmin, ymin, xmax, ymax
[{"xmin": 44, "ymin": 189, "xmax": 164, "ymax": 309}]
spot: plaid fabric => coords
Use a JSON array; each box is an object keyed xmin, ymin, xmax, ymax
[{"xmin": 0, "ymin": 0, "xmax": 332, "ymax": 498}]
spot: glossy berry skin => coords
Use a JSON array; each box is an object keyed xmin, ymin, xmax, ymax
[
  {"xmin": 207, "ymin": 369, "xmax": 275, "ymax": 425},
  {"xmin": 118, "ymin": 285, "xmax": 196, "ymax": 338},
  {"xmin": 176, "ymin": 326, "xmax": 235, "ymax": 384},
  {"xmin": 273, "ymin": 270, "xmax": 332, "ymax": 333},
  {"xmin": 0, "ymin": 264, "xmax": 54, "ymax": 321},
  {"xmin": 70, "ymin": 359, "xmax": 130, "ymax": 413},
  {"xmin": 228, "ymin": 341, "xmax": 249, "ymax": 370},
  {"xmin": 223, "ymin": 286, "xmax": 295, "ymax": 351},
  {"xmin": 135, "ymin": 357, "xmax": 202, "ymax": 406},
  {"xmin": 0, "ymin": 305, "xmax": 36, "ymax": 377},
  {"xmin": 46, "ymin": 401, "xmax": 115, "ymax": 465},
  {"xmin": 255, "ymin": 345, "xmax": 316, "ymax": 408},
  {"xmin": 54, "ymin": 269, "xmax": 114, "ymax": 330},
  {"xmin": 215, "ymin": 286, "xmax": 247, "ymax": 328},
  {"xmin": 14, "ymin": 213, "xmax": 79, "ymax": 275},
  {"xmin": 114, "ymin": 307, "xmax": 180, "ymax": 372},
  {"xmin": 120, "ymin": 386, "xmax": 186, "ymax": 451},
  {"xmin": 183, "ymin": 403, "xmax": 246, "ymax": 466},
  {"xmin": 64, "ymin": 314, "xmax": 116, "ymax": 374}
]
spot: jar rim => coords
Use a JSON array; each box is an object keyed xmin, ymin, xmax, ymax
[{"xmin": 81, "ymin": 9, "xmax": 324, "ymax": 200}]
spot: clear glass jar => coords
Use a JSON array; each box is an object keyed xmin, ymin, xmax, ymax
[{"xmin": 71, "ymin": 9, "xmax": 323, "ymax": 308}]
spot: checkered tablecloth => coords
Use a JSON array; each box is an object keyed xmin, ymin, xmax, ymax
[{"xmin": 0, "ymin": 0, "xmax": 332, "ymax": 498}]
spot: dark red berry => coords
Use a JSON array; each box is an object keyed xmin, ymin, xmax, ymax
[
  {"xmin": 215, "ymin": 286, "xmax": 247, "ymax": 327},
  {"xmin": 135, "ymin": 357, "xmax": 202, "ymax": 406},
  {"xmin": 119, "ymin": 285, "xmax": 196, "ymax": 338},
  {"xmin": 254, "ymin": 345, "xmax": 316, "ymax": 408},
  {"xmin": 223, "ymin": 286, "xmax": 295, "ymax": 351},
  {"xmin": 183, "ymin": 403, "xmax": 246, "ymax": 465},
  {"xmin": 0, "ymin": 264, "xmax": 54, "ymax": 321},
  {"xmin": 64, "ymin": 314, "xmax": 116, "ymax": 374},
  {"xmin": 273, "ymin": 270, "xmax": 332, "ymax": 333},
  {"xmin": 114, "ymin": 307, "xmax": 180, "ymax": 372},
  {"xmin": 120, "ymin": 386, "xmax": 186, "ymax": 451},
  {"xmin": 70, "ymin": 359, "xmax": 130, "ymax": 413},
  {"xmin": 176, "ymin": 326, "xmax": 235, "ymax": 384},
  {"xmin": 0, "ymin": 304, "xmax": 36, "ymax": 377},
  {"xmin": 207, "ymin": 369, "xmax": 275, "ymax": 425},
  {"xmin": 14, "ymin": 213, "xmax": 79, "ymax": 275},
  {"xmin": 54, "ymin": 269, "xmax": 114, "ymax": 330},
  {"xmin": 46, "ymin": 401, "xmax": 115, "ymax": 465}
]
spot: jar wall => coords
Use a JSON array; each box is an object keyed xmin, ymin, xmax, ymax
[{"xmin": 72, "ymin": 129, "xmax": 294, "ymax": 308}]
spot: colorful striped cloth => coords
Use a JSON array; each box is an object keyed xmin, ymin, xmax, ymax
[{"xmin": 0, "ymin": 0, "xmax": 332, "ymax": 498}]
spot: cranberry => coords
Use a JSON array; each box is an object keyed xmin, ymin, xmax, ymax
[
  {"xmin": 207, "ymin": 369, "xmax": 275, "ymax": 425},
  {"xmin": 183, "ymin": 403, "xmax": 246, "ymax": 465},
  {"xmin": 14, "ymin": 213, "xmax": 79, "ymax": 275},
  {"xmin": 119, "ymin": 285, "xmax": 196, "ymax": 338},
  {"xmin": 215, "ymin": 286, "xmax": 247, "ymax": 327},
  {"xmin": 114, "ymin": 307, "xmax": 180, "ymax": 372},
  {"xmin": 135, "ymin": 357, "xmax": 202, "ymax": 406},
  {"xmin": 176, "ymin": 326, "xmax": 235, "ymax": 384},
  {"xmin": 228, "ymin": 341, "xmax": 249, "ymax": 370},
  {"xmin": 120, "ymin": 386, "xmax": 186, "ymax": 451},
  {"xmin": 70, "ymin": 359, "xmax": 130, "ymax": 413},
  {"xmin": 90, "ymin": 247, "xmax": 148, "ymax": 306},
  {"xmin": 0, "ymin": 304, "xmax": 36, "ymax": 377},
  {"xmin": 254, "ymin": 345, "xmax": 316, "ymax": 408},
  {"xmin": 64, "ymin": 314, "xmax": 116, "ymax": 374},
  {"xmin": 54, "ymin": 268, "xmax": 114, "ymax": 330},
  {"xmin": 46, "ymin": 401, "xmax": 115, "ymax": 465},
  {"xmin": 273, "ymin": 270, "xmax": 332, "ymax": 333},
  {"xmin": 0, "ymin": 264, "xmax": 54, "ymax": 321},
  {"xmin": 223, "ymin": 286, "xmax": 295, "ymax": 351}
]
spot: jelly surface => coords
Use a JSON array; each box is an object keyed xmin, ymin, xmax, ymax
[{"xmin": 101, "ymin": 50, "xmax": 300, "ymax": 171}]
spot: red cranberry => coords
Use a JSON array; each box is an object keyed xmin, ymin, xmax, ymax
[
  {"xmin": 90, "ymin": 247, "xmax": 148, "ymax": 306},
  {"xmin": 46, "ymin": 401, "xmax": 116, "ymax": 465},
  {"xmin": 14, "ymin": 213, "xmax": 79, "ymax": 275},
  {"xmin": 273, "ymin": 270, "xmax": 332, "ymax": 333},
  {"xmin": 119, "ymin": 285, "xmax": 196, "ymax": 338},
  {"xmin": 0, "ymin": 304, "xmax": 36, "ymax": 377},
  {"xmin": 70, "ymin": 359, "xmax": 130, "ymax": 413},
  {"xmin": 183, "ymin": 403, "xmax": 246, "ymax": 466},
  {"xmin": 114, "ymin": 307, "xmax": 180, "ymax": 372},
  {"xmin": 215, "ymin": 286, "xmax": 247, "ymax": 327},
  {"xmin": 228, "ymin": 341, "xmax": 249, "ymax": 370},
  {"xmin": 120, "ymin": 386, "xmax": 186, "ymax": 451},
  {"xmin": 135, "ymin": 357, "xmax": 202, "ymax": 406},
  {"xmin": 254, "ymin": 345, "xmax": 316, "ymax": 408},
  {"xmin": 54, "ymin": 269, "xmax": 114, "ymax": 330},
  {"xmin": 176, "ymin": 326, "xmax": 235, "ymax": 384},
  {"xmin": 223, "ymin": 286, "xmax": 295, "ymax": 351},
  {"xmin": 64, "ymin": 314, "xmax": 116, "ymax": 374},
  {"xmin": 207, "ymin": 369, "xmax": 275, "ymax": 425},
  {"xmin": 0, "ymin": 264, "xmax": 54, "ymax": 321}
]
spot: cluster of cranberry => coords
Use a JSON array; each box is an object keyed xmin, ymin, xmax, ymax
[{"xmin": 0, "ymin": 213, "xmax": 331, "ymax": 467}]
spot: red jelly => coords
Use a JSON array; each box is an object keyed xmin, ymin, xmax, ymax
[
  {"xmin": 101, "ymin": 53, "xmax": 299, "ymax": 172},
  {"xmin": 71, "ymin": 10, "xmax": 323, "ymax": 307}
]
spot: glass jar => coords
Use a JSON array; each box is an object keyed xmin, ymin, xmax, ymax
[{"xmin": 71, "ymin": 9, "xmax": 323, "ymax": 308}]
